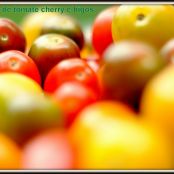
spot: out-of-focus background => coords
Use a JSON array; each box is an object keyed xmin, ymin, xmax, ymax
[{"xmin": 0, "ymin": 4, "xmax": 112, "ymax": 29}]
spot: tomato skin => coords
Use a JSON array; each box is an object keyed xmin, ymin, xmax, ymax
[
  {"xmin": 21, "ymin": 12, "xmax": 59, "ymax": 52},
  {"xmin": 92, "ymin": 6, "xmax": 117, "ymax": 55},
  {"xmin": 0, "ymin": 50, "xmax": 41, "ymax": 84},
  {"xmin": 44, "ymin": 58, "xmax": 101, "ymax": 96},
  {"xmin": 0, "ymin": 92, "xmax": 63, "ymax": 145},
  {"xmin": 0, "ymin": 133, "xmax": 22, "ymax": 169},
  {"xmin": 99, "ymin": 41, "xmax": 166, "ymax": 108},
  {"xmin": 112, "ymin": 5, "xmax": 174, "ymax": 50},
  {"xmin": 28, "ymin": 34, "xmax": 80, "ymax": 81},
  {"xmin": 22, "ymin": 129, "xmax": 75, "ymax": 169},
  {"xmin": 69, "ymin": 101, "xmax": 172, "ymax": 169},
  {"xmin": 0, "ymin": 18, "xmax": 26, "ymax": 53},
  {"xmin": 53, "ymin": 82, "xmax": 98, "ymax": 127},
  {"xmin": 41, "ymin": 15, "xmax": 84, "ymax": 50}
]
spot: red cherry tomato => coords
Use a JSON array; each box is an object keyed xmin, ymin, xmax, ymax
[
  {"xmin": 22, "ymin": 129, "xmax": 75, "ymax": 169},
  {"xmin": 53, "ymin": 82, "xmax": 98, "ymax": 127},
  {"xmin": 44, "ymin": 58, "xmax": 101, "ymax": 96},
  {"xmin": 0, "ymin": 50, "xmax": 41, "ymax": 84},
  {"xmin": 0, "ymin": 18, "xmax": 26, "ymax": 53},
  {"xmin": 92, "ymin": 6, "xmax": 118, "ymax": 55}
]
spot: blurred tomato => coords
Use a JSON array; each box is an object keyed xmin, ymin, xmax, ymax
[
  {"xmin": 28, "ymin": 34, "xmax": 80, "ymax": 81},
  {"xmin": 0, "ymin": 50, "xmax": 41, "ymax": 84},
  {"xmin": 0, "ymin": 133, "xmax": 21, "ymax": 169},
  {"xmin": 112, "ymin": 5, "xmax": 174, "ymax": 49},
  {"xmin": 53, "ymin": 82, "xmax": 98, "ymax": 127},
  {"xmin": 0, "ymin": 73, "xmax": 42, "ymax": 99},
  {"xmin": 22, "ymin": 129, "xmax": 75, "ymax": 169},
  {"xmin": 21, "ymin": 12, "xmax": 59, "ymax": 52},
  {"xmin": 140, "ymin": 64, "xmax": 174, "ymax": 151},
  {"xmin": 41, "ymin": 14, "xmax": 84, "ymax": 50},
  {"xmin": 0, "ymin": 18, "xmax": 26, "ymax": 53},
  {"xmin": 69, "ymin": 101, "xmax": 172, "ymax": 169},
  {"xmin": 44, "ymin": 58, "xmax": 101, "ymax": 96},
  {"xmin": 0, "ymin": 93, "xmax": 63, "ymax": 145},
  {"xmin": 99, "ymin": 40, "xmax": 166, "ymax": 109},
  {"xmin": 92, "ymin": 6, "xmax": 117, "ymax": 55}
]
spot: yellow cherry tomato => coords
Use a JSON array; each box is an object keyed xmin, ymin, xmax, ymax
[
  {"xmin": 69, "ymin": 101, "xmax": 172, "ymax": 169},
  {"xmin": 140, "ymin": 64, "xmax": 174, "ymax": 145},
  {"xmin": 112, "ymin": 5, "xmax": 174, "ymax": 49}
]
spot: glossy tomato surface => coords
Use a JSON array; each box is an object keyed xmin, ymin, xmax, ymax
[
  {"xmin": 0, "ymin": 18, "xmax": 26, "ymax": 53},
  {"xmin": 0, "ymin": 50, "xmax": 41, "ymax": 84},
  {"xmin": 44, "ymin": 58, "xmax": 101, "ymax": 96},
  {"xmin": 21, "ymin": 12, "xmax": 59, "ymax": 52},
  {"xmin": 28, "ymin": 34, "xmax": 80, "ymax": 81},
  {"xmin": 112, "ymin": 5, "xmax": 174, "ymax": 50}
]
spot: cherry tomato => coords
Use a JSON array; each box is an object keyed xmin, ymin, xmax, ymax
[
  {"xmin": 0, "ymin": 92, "xmax": 63, "ymax": 145},
  {"xmin": 28, "ymin": 34, "xmax": 80, "ymax": 81},
  {"xmin": 0, "ymin": 18, "xmax": 26, "ymax": 53},
  {"xmin": 140, "ymin": 64, "xmax": 174, "ymax": 154},
  {"xmin": 92, "ymin": 6, "xmax": 118, "ymax": 55},
  {"xmin": 69, "ymin": 101, "xmax": 172, "ymax": 169},
  {"xmin": 52, "ymin": 82, "xmax": 98, "ymax": 127},
  {"xmin": 0, "ymin": 50, "xmax": 41, "ymax": 84},
  {"xmin": 112, "ymin": 5, "xmax": 174, "ymax": 50},
  {"xmin": 22, "ymin": 129, "xmax": 75, "ymax": 169},
  {"xmin": 41, "ymin": 14, "xmax": 84, "ymax": 50},
  {"xmin": 44, "ymin": 58, "xmax": 101, "ymax": 96},
  {"xmin": 99, "ymin": 40, "xmax": 166, "ymax": 109}
]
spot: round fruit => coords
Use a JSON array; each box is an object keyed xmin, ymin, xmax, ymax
[
  {"xmin": 44, "ymin": 58, "xmax": 101, "ymax": 96},
  {"xmin": 41, "ymin": 14, "xmax": 84, "ymax": 50},
  {"xmin": 112, "ymin": 5, "xmax": 174, "ymax": 49},
  {"xmin": 0, "ymin": 50, "xmax": 41, "ymax": 84},
  {"xmin": 22, "ymin": 129, "xmax": 74, "ymax": 169},
  {"xmin": 0, "ymin": 92, "xmax": 63, "ymax": 145},
  {"xmin": 140, "ymin": 64, "xmax": 174, "ymax": 149},
  {"xmin": 160, "ymin": 38, "xmax": 174, "ymax": 64},
  {"xmin": 92, "ymin": 6, "xmax": 117, "ymax": 55},
  {"xmin": 0, "ymin": 133, "xmax": 21, "ymax": 169},
  {"xmin": 0, "ymin": 73, "xmax": 42, "ymax": 99},
  {"xmin": 28, "ymin": 34, "xmax": 80, "ymax": 80},
  {"xmin": 0, "ymin": 18, "xmax": 26, "ymax": 53},
  {"xmin": 53, "ymin": 82, "xmax": 98, "ymax": 127},
  {"xmin": 21, "ymin": 12, "xmax": 59, "ymax": 52},
  {"xmin": 69, "ymin": 101, "xmax": 172, "ymax": 169},
  {"xmin": 99, "ymin": 40, "xmax": 166, "ymax": 108}
]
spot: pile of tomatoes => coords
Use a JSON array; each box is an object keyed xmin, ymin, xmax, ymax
[{"xmin": 1, "ymin": 4, "xmax": 174, "ymax": 170}]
